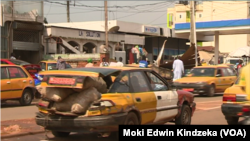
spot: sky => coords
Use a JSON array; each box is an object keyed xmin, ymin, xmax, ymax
[{"xmin": 44, "ymin": 1, "xmax": 176, "ymax": 27}]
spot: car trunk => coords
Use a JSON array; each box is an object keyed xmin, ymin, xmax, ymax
[{"xmin": 23, "ymin": 64, "xmax": 41, "ymax": 79}]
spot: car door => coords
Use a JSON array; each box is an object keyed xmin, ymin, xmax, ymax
[
  {"xmin": 129, "ymin": 71, "xmax": 157, "ymax": 125},
  {"xmin": 221, "ymin": 68, "xmax": 231, "ymax": 89},
  {"xmin": 144, "ymin": 71, "xmax": 178, "ymax": 123},
  {"xmin": 215, "ymin": 68, "xmax": 225, "ymax": 91},
  {"xmin": 1, "ymin": 67, "xmax": 12, "ymax": 100},
  {"xmin": 8, "ymin": 67, "xmax": 29, "ymax": 99},
  {"xmin": 226, "ymin": 67, "xmax": 237, "ymax": 84}
]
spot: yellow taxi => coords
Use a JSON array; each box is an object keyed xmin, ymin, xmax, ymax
[
  {"xmin": 173, "ymin": 65, "xmax": 237, "ymax": 97},
  {"xmin": 35, "ymin": 67, "xmax": 196, "ymax": 137},
  {"xmin": 221, "ymin": 75, "xmax": 247, "ymax": 125},
  {"xmin": 1, "ymin": 64, "xmax": 36, "ymax": 105},
  {"xmin": 39, "ymin": 60, "xmax": 72, "ymax": 71}
]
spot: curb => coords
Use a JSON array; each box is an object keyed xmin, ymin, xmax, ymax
[{"xmin": 1, "ymin": 130, "xmax": 45, "ymax": 139}]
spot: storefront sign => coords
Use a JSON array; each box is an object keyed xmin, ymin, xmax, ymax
[
  {"xmin": 86, "ymin": 31, "xmax": 101, "ymax": 38},
  {"xmin": 79, "ymin": 30, "xmax": 83, "ymax": 36},
  {"xmin": 142, "ymin": 26, "xmax": 160, "ymax": 35}
]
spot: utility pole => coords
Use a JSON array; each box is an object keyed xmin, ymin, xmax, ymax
[
  {"xmin": 104, "ymin": 1, "xmax": 109, "ymax": 50},
  {"xmin": 67, "ymin": 1, "xmax": 70, "ymax": 22},
  {"xmin": 190, "ymin": 1, "xmax": 198, "ymax": 66}
]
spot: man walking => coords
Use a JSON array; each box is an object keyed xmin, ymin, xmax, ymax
[
  {"xmin": 173, "ymin": 56, "xmax": 184, "ymax": 81},
  {"xmin": 56, "ymin": 56, "xmax": 66, "ymax": 70}
]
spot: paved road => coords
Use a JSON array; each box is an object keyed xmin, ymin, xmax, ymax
[{"xmin": 1, "ymin": 94, "xmax": 230, "ymax": 141}]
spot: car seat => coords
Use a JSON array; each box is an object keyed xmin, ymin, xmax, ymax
[{"xmin": 131, "ymin": 76, "xmax": 142, "ymax": 92}]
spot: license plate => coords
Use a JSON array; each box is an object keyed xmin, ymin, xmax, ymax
[
  {"xmin": 49, "ymin": 77, "xmax": 76, "ymax": 85},
  {"xmin": 183, "ymin": 88, "xmax": 194, "ymax": 91}
]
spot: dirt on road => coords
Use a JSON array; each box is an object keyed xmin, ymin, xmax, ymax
[{"xmin": 1, "ymin": 118, "xmax": 44, "ymax": 137}]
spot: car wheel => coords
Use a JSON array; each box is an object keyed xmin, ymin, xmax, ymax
[
  {"xmin": 225, "ymin": 116, "xmax": 239, "ymax": 125},
  {"xmin": 52, "ymin": 131, "xmax": 70, "ymax": 137},
  {"xmin": 19, "ymin": 89, "xmax": 33, "ymax": 106},
  {"xmin": 175, "ymin": 104, "xmax": 192, "ymax": 125},
  {"xmin": 207, "ymin": 85, "xmax": 215, "ymax": 97}
]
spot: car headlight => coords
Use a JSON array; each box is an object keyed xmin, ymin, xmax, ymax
[{"xmin": 197, "ymin": 82, "xmax": 207, "ymax": 85}]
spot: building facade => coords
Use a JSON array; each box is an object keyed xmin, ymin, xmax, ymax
[
  {"xmin": 167, "ymin": 1, "xmax": 250, "ymax": 53},
  {"xmin": 1, "ymin": 1, "xmax": 44, "ymax": 63}
]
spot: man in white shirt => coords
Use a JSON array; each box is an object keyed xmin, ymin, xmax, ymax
[
  {"xmin": 173, "ymin": 56, "xmax": 184, "ymax": 81},
  {"xmin": 10, "ymin": 53, "xmax": 16, "ymax": 60},
  {"xmin": 116, "ymin": 57, "xmax": 124, "ymax": 67}
]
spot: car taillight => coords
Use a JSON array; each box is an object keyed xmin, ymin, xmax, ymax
[
  {"xmin": 223, "ymin": 94, "xmax": 236, "ymax": 102},
  {"xmin": 42, "ymin": 76, "xmax": 48, "ymax": 82},
  {"xmin": 242, "ymin": 106, "xmax": 250, "ymax": 112},
  {"xmin": 100, "ymin": 100, "xmax": 116, "ymax": 107}
]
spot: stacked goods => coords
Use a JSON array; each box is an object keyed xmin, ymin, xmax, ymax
[
  {"xmin": 53, "ymin": 87, "xmax": 101, "ymax": 114},
  {"xmin": 36, "ymin": 86, "xmax": 74, "ymax": 102},
  {"xmin": 37, "ymin": 76, "xmax": 106, "ymax": 114}
]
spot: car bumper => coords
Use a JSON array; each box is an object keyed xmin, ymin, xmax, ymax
[
  {"xmin": 175, "ymin": 83, "xmax": 210, "ymax": 94},
  {"xmin": 221, "ymin": 104, "xmax": 243, "ymax": 117},
  {"xmin": 35, "ymin": 112, "xmax": 127, "ymax": 133}
]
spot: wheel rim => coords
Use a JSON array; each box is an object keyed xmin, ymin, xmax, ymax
[
  {"xmin": 24, "ymin": 92, "xmax": 31, "ymax": 104},
  {"xmin": 182, "ymin": 109, "xmax": 190, "ymax": 125}
]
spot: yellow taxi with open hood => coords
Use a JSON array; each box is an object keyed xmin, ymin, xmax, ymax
[
  {"xmin": 173, "ymin": 65, "xmax": 237, "ymax": 97},
  {"xmin": 35, "ymin": 67, "xmax": 196, "ymax": 138}
]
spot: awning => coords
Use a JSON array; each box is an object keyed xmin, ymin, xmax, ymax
[{"xmin": 198, "ymin": 51, "xmax": 213, "ymax": 62}]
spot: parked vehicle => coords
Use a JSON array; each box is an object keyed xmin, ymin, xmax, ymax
[
  {"xmin": 221, "ymin": 76, "xmax": 247, "ymax": 125},
  {"xmin": 35, "ymin": 67, "xmax": 196, "ymax": 137},
  {"xmin": 39, "ymin": 60, "xmax": 72, "ymax": 71},
  {"xmin": 1, "ymin": 64, "xmax": 36, "ymax": 105},
  {"xmin": 173, "ymin": 65, "xmax": 237, "ymax": 96},
  {"xmin": 1, "ymin": 59, "xmax": 41, "ymax": 79}
]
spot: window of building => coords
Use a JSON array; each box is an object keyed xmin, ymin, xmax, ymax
[
  {"xmin": 179, "ymin": 14, "xmax": 182, "ymax": 18},
  {"xmin": 249, "ymin": 7, "xmax": 250, "ymax": 15},
  {"xmin": 13, "ymin": 30, "xmax": 39, "ymax": 43},
  {"xmin": 199, "ymin": 14, "xmax": 202, "ymax": 18}
]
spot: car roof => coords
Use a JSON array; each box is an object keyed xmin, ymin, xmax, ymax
[
  {"xmin": 40, "ymin": 67, "xmax": 151, "ymax": 77},
  {"xmin": 1, "ymin": 64, "xmax": 20, "ymax": 67},
  {"xmin": 40, "ymin": 60, "xmax": 57, "ymax": 63},
  {"xmin": 194, "ymin": 65, "xmax": 228, "ymax": 69}
]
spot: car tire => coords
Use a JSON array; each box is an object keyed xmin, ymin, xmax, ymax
[
  {"xmin": 225, "ymin": 116, "xmax": 239, "ymax": 125},
  {"xmin": 175, "ymin": 104, "xmax": 192, "ymax": 125},
  {"xmin": 19, "ymin": 89, "xmax": 33, "ymax": 106},
  {"xmin": 52, "ymin": 131, "xmax": 70, "ymax": 137},
  {"xmin": 207, "ymin": 84, "xmax": 215, "ymax": 97}
]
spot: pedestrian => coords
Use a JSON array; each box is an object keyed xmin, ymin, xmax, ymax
[
  {"xmin": 139, "ymin": 55, "xmax": 148, "ymax": 68},
  {"xmin": 172, "ymin": 56, "xmax": 184, "ymax": 81},
  {"xmin": 237, "ymin": 60, "xmax": 243, "ymax": 75},
  {"xmin": 85, "ymin": 58, "xmax": 94, "ymax": 67},
  {"xmin": 10, "ymin": 53, "xmax": 16, "ymax": 60},
  {"xmin": 116, "ymin": 57, "xmax": 124, "ymax": 67},
  {"xmin": 238, "ymin": 63, "xmax": 250, "ymax": 101},
  {"xmin": 56, "ymin": 56, "xmax": 66, "ymax": 70},
  {"xmin": 100, "ymin": 58, "xmax": 109, "ymax": 67}
]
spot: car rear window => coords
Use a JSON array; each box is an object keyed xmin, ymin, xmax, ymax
[
  {"xmin": 48, "ymin": 63, "xmax": 72, "ymax": 70},
  {"xmin": 9, "ymin": 60, "xmax": 30, "ymax": 65}
]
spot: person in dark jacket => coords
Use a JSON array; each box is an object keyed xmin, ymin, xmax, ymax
[{"xmin": 56, "ymin": 56, "xmax": 66, "ymax": 70}]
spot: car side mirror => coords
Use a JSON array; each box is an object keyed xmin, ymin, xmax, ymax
[{"xmin": 216, "ymin": 74, "xmax": 221, "ymax": 77}]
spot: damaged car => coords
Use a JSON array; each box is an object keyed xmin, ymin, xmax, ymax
[{"xmin": 35, "ymin": 67, "xmax": 196, "ymax": 137}]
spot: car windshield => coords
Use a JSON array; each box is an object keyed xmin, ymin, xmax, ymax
[
  {"xmin": 47, "ymin": 63, "xmax": 72, "ymax": 70},
  {"xmin": 9, "ymin": 60, "xmax": 30, "ymax": 65},
  {"xmin": 229, "ymin": 60, "xmax": 239, "ymax": 65},
  {"xmin": 189, "ymin": 68, "xmax": 215, "ymax": 77}
]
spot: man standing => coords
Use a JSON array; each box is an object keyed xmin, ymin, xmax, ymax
[
  {"xmin": 116, "ymin": 57, "xmax": 124, "ymax": 67},
  {"xmin": 56, "ymin": 56, "xmax": 66, "ymax": 70},
  {"xmin": 173, "ymin": 56, "xmax": 184, "ymax": 81},
  {"xmin": 139, "ymin": 56, "xmax": 148, "ymax": 68},
  {"xmin": 85, "ymin": 58, "xmax": 94, "ymax": 67},
  {"xmin": 10, "ymin": 53, "xmax": 16, "ymax": 60}
]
